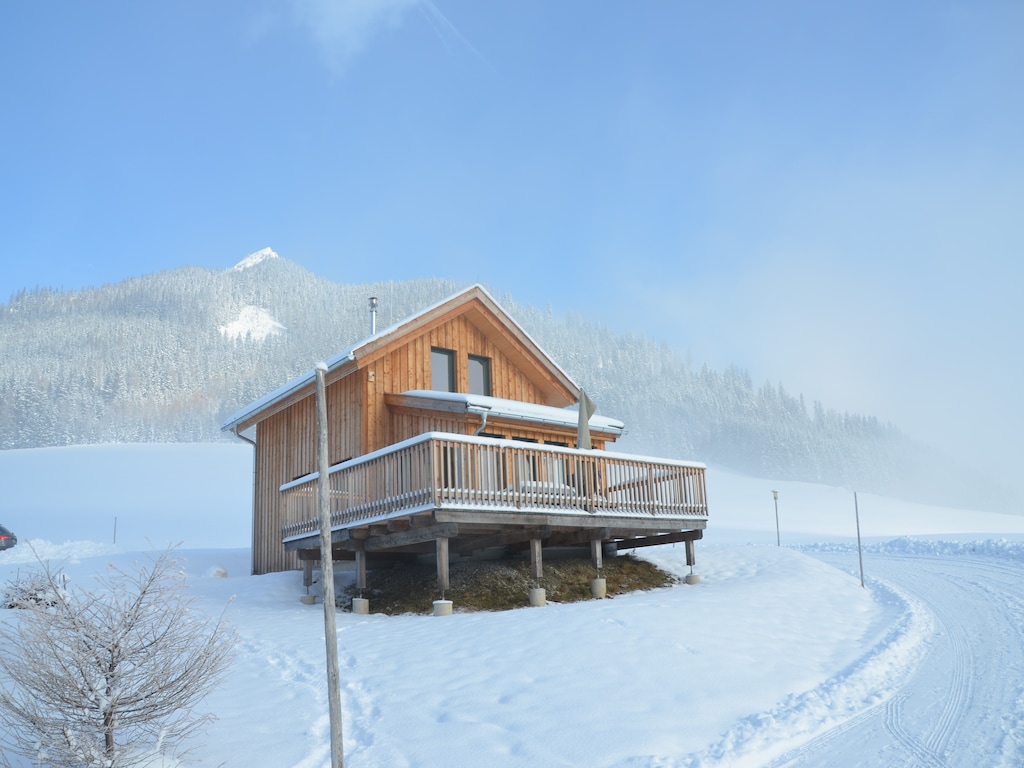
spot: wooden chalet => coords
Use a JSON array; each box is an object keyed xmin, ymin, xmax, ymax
[{"xmin": 222, "ymin": 285, "xmax": 708, "ymax": 591}]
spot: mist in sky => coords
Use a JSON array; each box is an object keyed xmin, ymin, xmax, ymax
[{"xmin": 1, "ymin": 1, "xmax": 1021, "ymax": 484}]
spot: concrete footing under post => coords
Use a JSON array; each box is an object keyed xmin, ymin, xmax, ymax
[
  {"xmin": 685, "ymin": 573, "xmax": 701, "ymax": 585},
  {"xmin": 300, "ymin": 594, "xmax": 316, "ymax": 605},
  {"xmin": 528, "ymin": 587, "xmax": 547, "ymax": 607},
  {"xmin": 351, "ymin": 597, "xmax": 370, "ymax": 614},
  {"xmin": 432, "ymin": 599, "xmax": 453, "ymax": 616},
  {"xmin": 591, "ymin": 577, "xmax": 607, "ymax": 598}
]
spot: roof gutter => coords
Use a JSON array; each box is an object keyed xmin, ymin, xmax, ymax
[{"xmin": 472, "ymin": 407, "xmax": 490, "ymax": 436}]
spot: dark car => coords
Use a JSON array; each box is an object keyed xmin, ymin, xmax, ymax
[{"xmin": 0, "ymin": 524, "xmax": 16, "ymax": 551}]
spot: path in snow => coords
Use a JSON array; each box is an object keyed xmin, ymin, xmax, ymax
[{"xmin": 766, "ymin": 553, "xmax": 1024, "ymax": 768}]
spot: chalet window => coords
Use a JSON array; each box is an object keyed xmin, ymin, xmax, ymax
[
  {"xmin": 468, "ymin": 354, "xmax": 491, "ymax": 396},
  {"xmin": 431, "ymin": 347, "xmax": 456, "ymax": 392}
]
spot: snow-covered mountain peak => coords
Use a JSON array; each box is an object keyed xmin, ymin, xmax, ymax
[
  {"xmin": 231, "ymin": 248, "xmax": 279, "ymax": 272},
  {"xmin": 219, "ymin": 306, "xmax": 286, "ymax": 342}
]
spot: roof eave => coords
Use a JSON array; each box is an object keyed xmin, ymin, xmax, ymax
[
  {"xmin": 386, "ymin": 390, "xmax": 625, "ymax": 436},
  {"xmin": 220, "ymin": 352, "xmax": 357, "ymax": 434}
]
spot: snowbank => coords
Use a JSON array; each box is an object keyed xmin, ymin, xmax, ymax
[{"xmin": 2, "ymin": 444, "xmax": 1024, "ymax": 766}]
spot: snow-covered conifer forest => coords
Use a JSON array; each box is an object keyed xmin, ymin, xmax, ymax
[{"xmin": 0, "ymin": 252, "xmax": 1009, "ymax": 511}]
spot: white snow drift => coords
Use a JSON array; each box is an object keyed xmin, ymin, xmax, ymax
[{"xmin": 0, "ymin": 443, "xmax": 1022, "ymax": 767}]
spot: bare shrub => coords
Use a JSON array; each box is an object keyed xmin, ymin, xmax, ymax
[
  {"xmin": 2, "ymin": 569, "xmax": 63, "ymax": 609},
  {"xmin": 0, "ymin": 549, "xmax": 235, "ymax": 767}
]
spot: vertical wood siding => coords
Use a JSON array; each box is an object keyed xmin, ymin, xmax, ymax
[
  {"xmin": 250, "ymin": 302, "xmax": 585, "ymax": 574},
  {"xmin": 252, "ymin": 374, "xmax": 365, "ymax": 574},
  {"xmin": 364, "ymin": 313, "xmax": 551, "ymax": 453},
  {"xmin": 253, "ymin": 415, "xmax": 299, "ymax": 574},
  {"xmin": 327, "ymin": 373, "xmax": 363, "ymax": 465}
]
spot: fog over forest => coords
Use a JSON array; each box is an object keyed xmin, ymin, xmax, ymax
[{"xmin": 0, "ymin": 253, "xmax": 1012, "ymax": 513}]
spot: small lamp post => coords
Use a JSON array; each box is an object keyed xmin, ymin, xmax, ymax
[{"xmin": 772, "ymin": 490, "xmax": 780, "ymax": 546}]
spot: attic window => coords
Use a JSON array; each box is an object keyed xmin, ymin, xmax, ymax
[
  {"xmin": 431, "ymin": 347, "xmax": 456, "ymax": 392},
  {"xmin": 468, "ymin": 354, "xmax": 491, "ymax": 396}
]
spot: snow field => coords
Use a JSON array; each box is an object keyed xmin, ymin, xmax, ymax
[
  {"xmin": 1, "ymin": 542, "xmax": 907, "ymax": 767},
  {"xmin": 2, "ymin": 444, "xmax": 1024, "ymax": 766}
]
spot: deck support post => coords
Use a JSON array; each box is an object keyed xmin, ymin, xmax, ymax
[
  {"xmin": 303, "ymin": 559, "xmax": 314, "ymax": 589},
  {"xmin": 528, "ymin": 538, "xmax": 547, "ymax": 606},
  {"xmin": 436, "ymin": 537, "xmax": 450, "ymax": 594},
  {"xmin": 684, "ymin": 539, "xmax": 700, "ymax": 585},
  {"xmin": 355, "ymin": 549, "xmax": 367, "ymax": 592},
  {"xmin": 590, "ymin": 537, "xmax": 604, "ymax": 571},
  {"xmin": 530, "ymin": 538, "xmax": 544, "ymax": 580}
]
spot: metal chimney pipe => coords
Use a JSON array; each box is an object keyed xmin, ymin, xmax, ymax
[{"xmin": 369, "ymin": 296, "xmax": 378, "ymax": 335}]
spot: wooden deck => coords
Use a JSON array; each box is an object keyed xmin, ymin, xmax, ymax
[{"xmin": 279, "ymin": 432, "xmax": 708, "ymax": 559}]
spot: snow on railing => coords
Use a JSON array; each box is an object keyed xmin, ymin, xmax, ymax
[{"xmin": 280, "ymin": 433, "xmax": 708, "ymax": 541}]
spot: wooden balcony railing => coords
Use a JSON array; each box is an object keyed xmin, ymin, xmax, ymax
[{"xmin": 280, "ymin": 432, "xmax": 708, "ymax": 542}]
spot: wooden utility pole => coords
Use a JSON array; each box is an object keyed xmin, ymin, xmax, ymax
[
  {"xmin": 316, "ymin": 362, "xmax": 345, "ymax": 767},
  {"xmin": 772, "ymin": 490, "xmax": 780, "ymax": 546},
  {"xmin": 854, "ymin": 491, "xmax": 865, "ymax": 589}
]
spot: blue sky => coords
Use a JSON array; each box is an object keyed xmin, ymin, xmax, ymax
[{"xmin": 3, "ymin": 1, "xmax": 1022, "ymax": 482}]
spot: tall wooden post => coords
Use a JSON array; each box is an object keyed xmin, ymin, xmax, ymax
[
  {"xmin": 316, "ymin": 363, "xmax": 344, "ymax": 768},
  {"xmin": 772, "ymin": 490, "xmax": 781, "ymax": 547},
  {"xmin": 854, "ymin": 491, "xmax": 865, "ymax": 589}
]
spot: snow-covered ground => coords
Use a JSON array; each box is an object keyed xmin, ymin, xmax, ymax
[{"xmin": 1, "ymin": 443, "xmax": 1023, "ymax": 767}]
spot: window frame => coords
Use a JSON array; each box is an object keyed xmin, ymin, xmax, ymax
[
  {"xmin": 431, "ymin": 347, "xmax": 456, "ymax": 393},
  {"xmin": 468, "ymin": 354, "xmax": 492, "ymax": 396}
]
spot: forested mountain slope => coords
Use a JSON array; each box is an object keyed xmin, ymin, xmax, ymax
[{"xmin": 0, "ymin": 252, "xmax": 1004, "ymax": 510}]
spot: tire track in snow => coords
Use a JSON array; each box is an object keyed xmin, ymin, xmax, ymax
[
  {"xmin": 938, "ymin": 559, "xmax": 1024, "ymax": 766},
  {"xmin": 764, "ymin": 553, "xmax": 1024, "ymax": 767},
  {"xmin": 885, "ymin": 694, "xmax": 945, "ymax": 768},
  {"xmin": 763, "ymin": 704, "xmax": 885, "ymax": 767},
  {"xmin": 919, "ymin": 573, "xmax": 975, "ymax": 761},
  {"xmin": 686, "ymin": 577, "xmax": 933, "ymax": 768},
  {"xmin": 881, "ymin": 556, "xmax": 1024, "ymax": 765}
]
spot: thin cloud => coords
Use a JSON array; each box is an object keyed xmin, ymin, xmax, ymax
[
  {"xmin": 416, "ymin": 0, "xmax": 487, "ymax": 66},
  {"xmin": 291, "ymin": 0, "xmax": 420, "ymax": 75},
  {"xmin": 289, "ymin": 0, "xmax": 482, "ymax": 76}
]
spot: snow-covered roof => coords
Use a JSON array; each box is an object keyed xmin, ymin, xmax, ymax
[
  {"xmin": 392, "ymin": 390, "xmax": 624, "ymax": 435},
  {"xmin": 221, "ymin": 284, "xmax": 580, "ymax": 433},
  {"xmin": 220, "ymin": 352, "xmax": 355, "ymax": 434}
]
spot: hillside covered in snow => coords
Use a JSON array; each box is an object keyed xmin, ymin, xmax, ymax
[{"xmin": 0, "ymin": 252, "xmax": 1006, "ymax": 510}]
